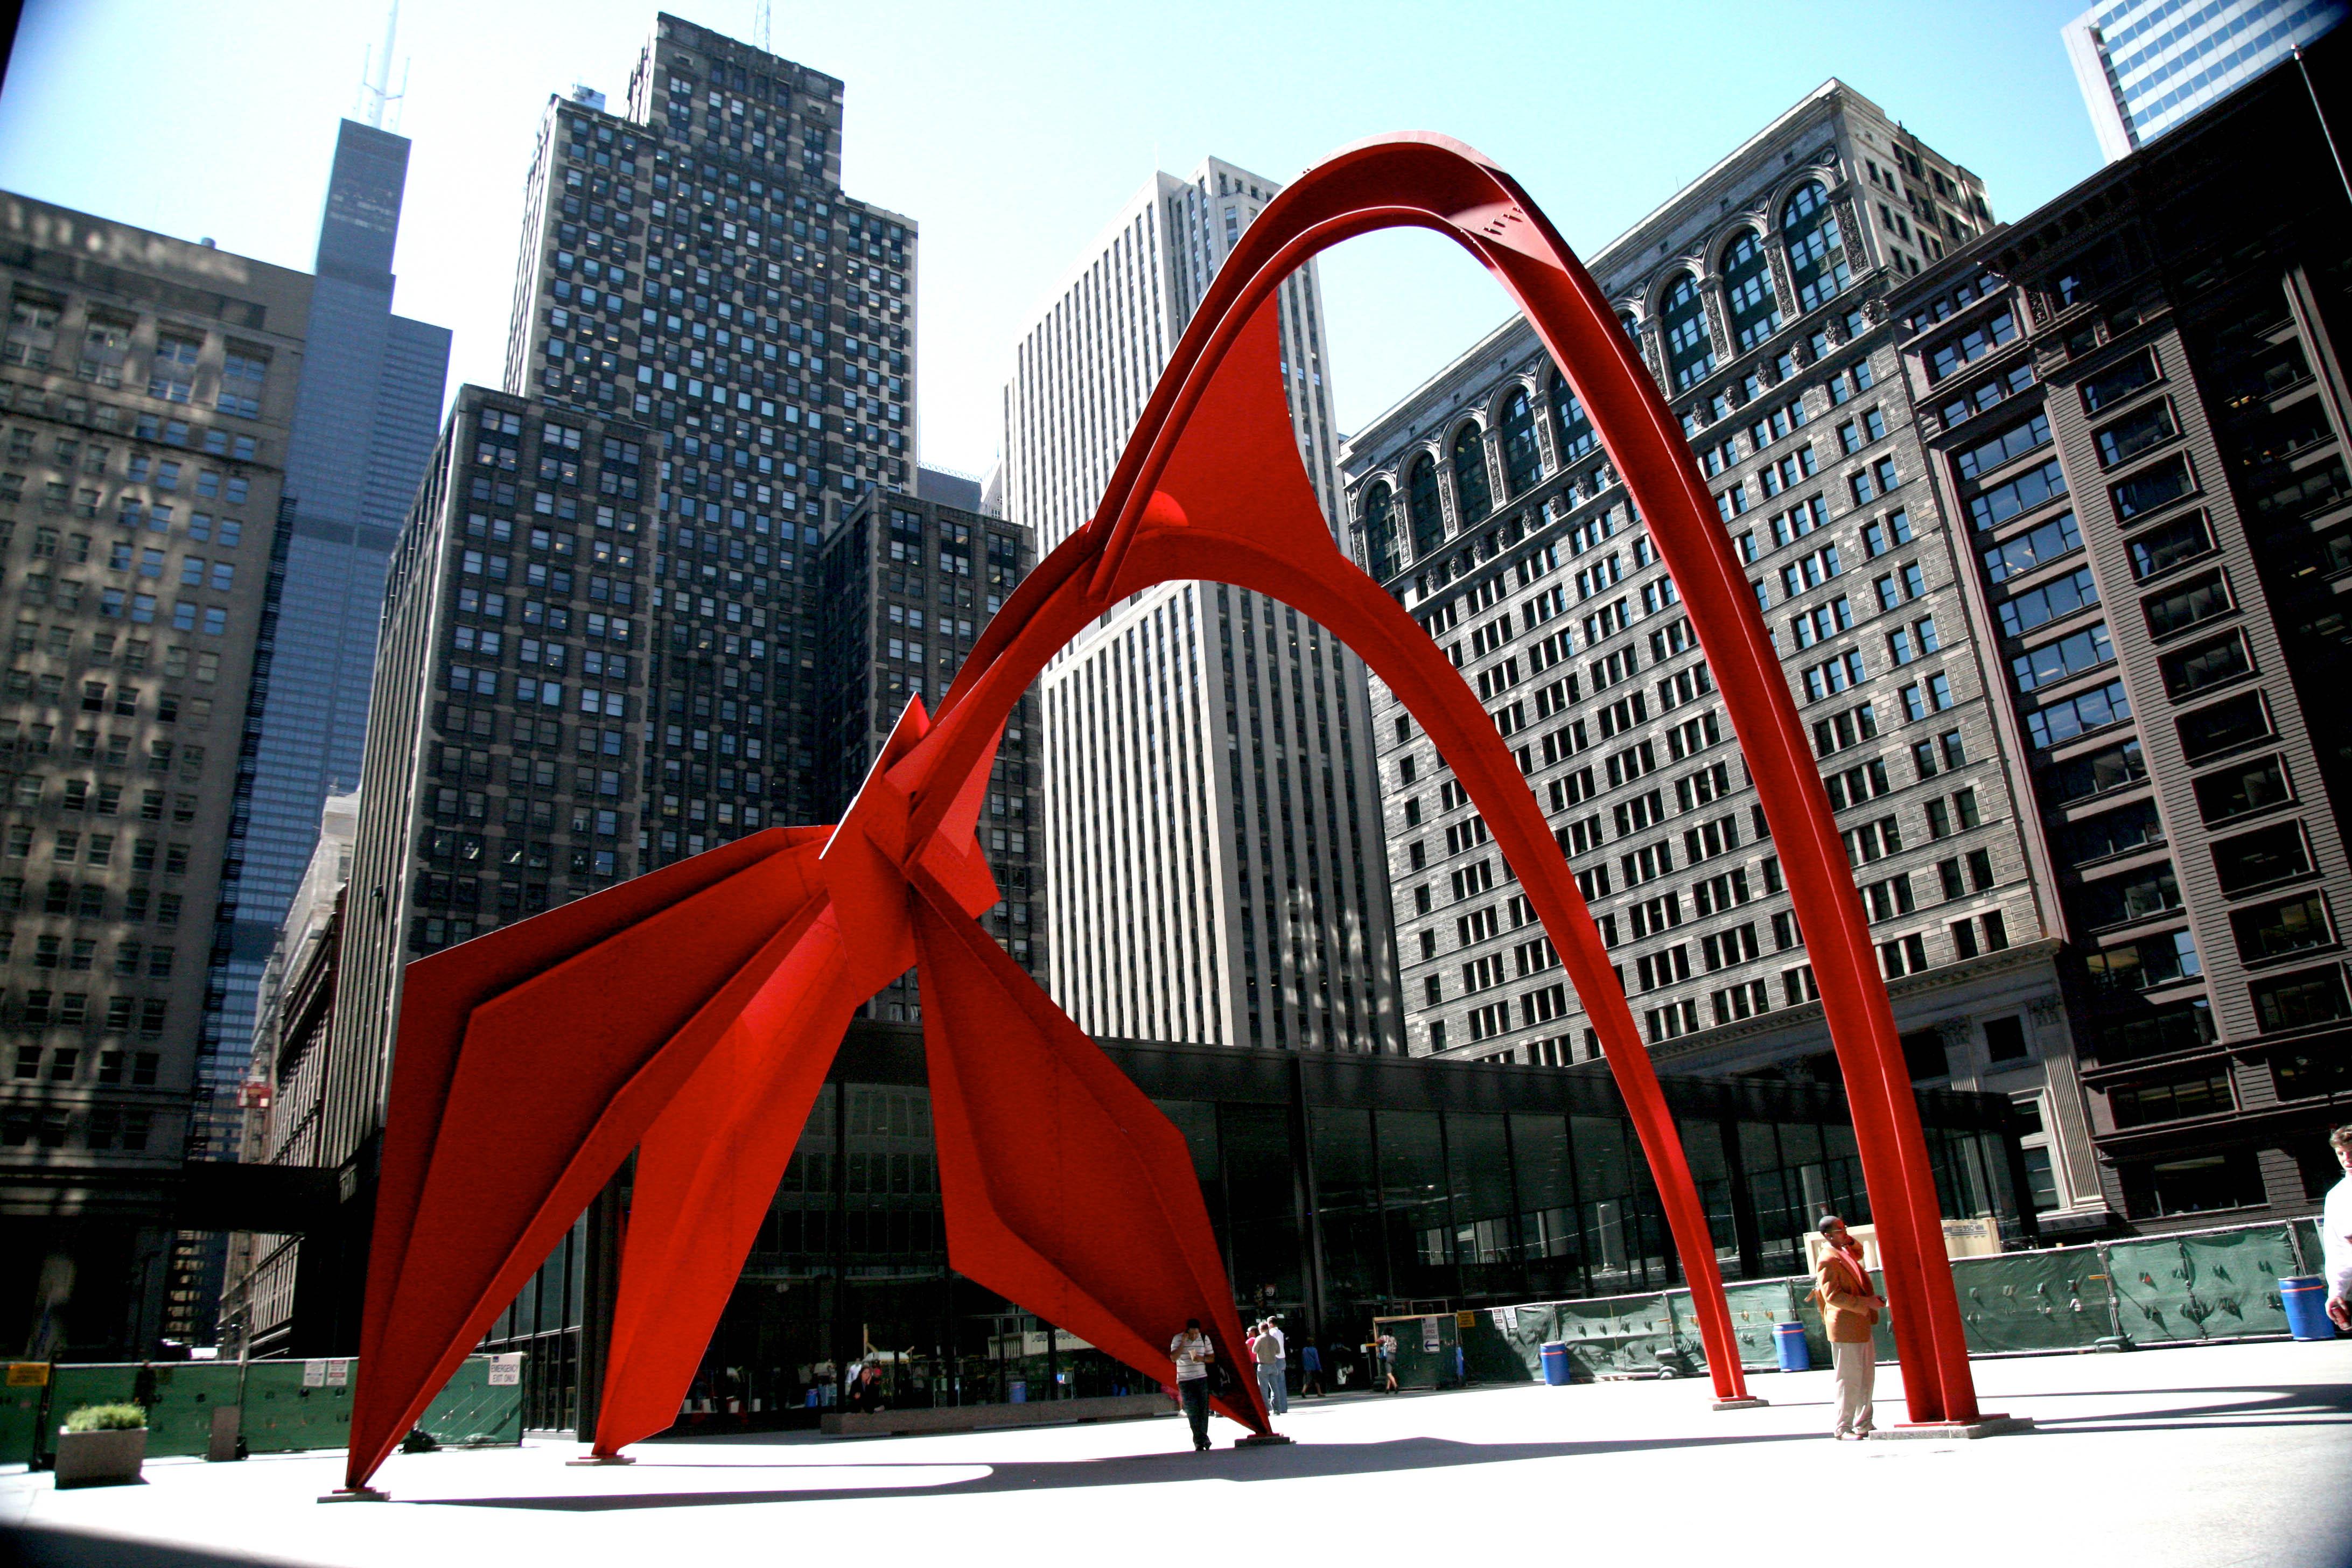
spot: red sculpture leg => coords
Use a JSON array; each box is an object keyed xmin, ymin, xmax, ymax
[
  {"xmin": 590, "ymin": 911, "xmax": 860, "ymax": 1453},
  {"xmin": 343, "ymin": 829, "xmax": 833, "ymax": 1490},
  {"xmin": 919, "ymin": 136, "xmax": 1977, "ymax": 1419},
  {"xmin": 591, "ymin": 699, "xmax": 1024, "ymax": 1453},
  {"xmin": 908, "ymin": 884, "xmax": 1270, "ymax": 1433}
]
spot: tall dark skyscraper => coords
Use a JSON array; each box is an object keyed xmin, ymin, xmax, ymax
[
  {"xmin": 324, "ymin": 10, "xmax": 920, "ymax": 1208},
  {"xmin": 1892, "ymin": 36, "xmax": 2351, "ymax": 1232},
  {"xmin": 195, "ymin": 121, "xmax": 449, "ymax": 1160},
  {"xmin": 296, "ymin": 16, "xmax": 960, "ymax": 1386}
]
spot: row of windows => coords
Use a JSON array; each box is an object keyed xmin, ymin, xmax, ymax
[
  {"xmin": 0, "ymin": 380, "xmax": 259, "ymax": 461},
  {"xmin": 3, "ymin": 296, "xmax": 270, "ymax": 420}
]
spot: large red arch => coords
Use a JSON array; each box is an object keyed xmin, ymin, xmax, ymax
[{"xmin": 338, "ymin": 134, "xmax": 1979, "ymax": 1495}]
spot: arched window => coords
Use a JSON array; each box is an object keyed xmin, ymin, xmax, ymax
[
  {"xmin": 1618, "ymin": 310, "xmax": 1641, "ymax": 344},
  {"xmin": 1783, "ymin": 180, "xmax": 1852, "ymax": 312},
  {"xmin": 1661, "ymin": 271, "xmax": 1716, "ymax": 391},
  {"xmin": 1451, "ymin": 423, "xmax": 1492, "ymax": 523},
  {"xmin": 1549, "ymin": 373, "xmax": 1597, "ymax": 463},
  {"xmin": 1360, "ymin": 483, "xmax": 1400, "ymax": 580},
  {"xmin": 1408, "ymin": 455, "xmax": 1444, "ymax": 558},
  {"xmin": 1500, "ymin": 387, "xmax": 1541, "ymax": 495},
  {"xmin": 1720, "ymin": 228, "xmax": 1782, "ymax": 351}
]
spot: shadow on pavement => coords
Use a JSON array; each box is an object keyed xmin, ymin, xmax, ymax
[
  {"xmin": 2021, "ymin": 1379, "xmax": 2352, "ymax": 1437},
  {"xmin": 420, "ymin": 1430, "xmax": 1823, "ymax": 1511},
  {"xmin": 1, "ymin": 1526, "xmax": 282, "ymax": 1568}
]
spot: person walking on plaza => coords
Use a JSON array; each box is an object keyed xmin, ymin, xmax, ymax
[
  {"xmin": 1377, "ymin": 1330, "xmax": 1398, "ymax": 1393},
  {"xmin": 2325, "ymin": 1125, "xmax": 2352, "ymax": 1331},
  {"xmin": 1812, "ymin": 1214, "xmax": 1885, "ymax": 1439},
  {"xmin": 1254, "ymin": 1315, "xmax": 1288, "ymax": 1416},
  {"xmin": 1170, "ymin": 1318, "xmax": 1217, "ymax": 1451},
  {"xmin": 1299, "ymin": 1339, "xmax": 1324, "ymax": 1398}
]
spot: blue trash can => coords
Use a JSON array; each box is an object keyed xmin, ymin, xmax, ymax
[
  {"xmin": 1774, "ymin": 1321, "xmax": 1811, "ymax": 1372},
  {"xmin": 1539, "ymin": 1342, "xmax": 1571, "ymax": 1386},
  {"xmin": 2281, "ymin": 1275, "xmax": 2337, "ymax": 1341}
]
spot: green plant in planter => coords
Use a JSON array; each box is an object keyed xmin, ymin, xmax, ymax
[{"xmin": 63, "ymin": 1403, "xmax": 147, "ymax": 1432}]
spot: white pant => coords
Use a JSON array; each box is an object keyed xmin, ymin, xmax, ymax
[{"xmin": 1831, "ymin": 1339, "xmax": 1876, "ymax": 1436}]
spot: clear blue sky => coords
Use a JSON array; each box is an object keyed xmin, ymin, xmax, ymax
[{"xmin": 0, "ymin": 1, "xmax": 2101, "ymax": 479}]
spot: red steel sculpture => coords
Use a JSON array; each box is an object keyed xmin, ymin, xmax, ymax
[{"xmin": 339, "ymin": 132, "xmax": 1983, "ymax": 1494}]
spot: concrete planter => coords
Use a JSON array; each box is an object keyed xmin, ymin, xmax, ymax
[{"xmin": 54, "ymin": 1426, "xmax": 145, "ymax": 1487}]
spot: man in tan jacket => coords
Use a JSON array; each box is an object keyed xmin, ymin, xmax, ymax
[{"xmin": 1812, "ymin": 1215, "xmax": 1885, "ymax": 1439}]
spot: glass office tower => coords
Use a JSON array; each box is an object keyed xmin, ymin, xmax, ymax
[{"xmin": 198, "ymin": 120, "xmax": 449, "ymax": 1161}]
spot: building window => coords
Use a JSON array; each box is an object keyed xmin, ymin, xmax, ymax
[
  {"xmin": 1500, "ymin": 388, "xmax": 1541, "ymax": 496},
  {"xmin": 2121, "ymin": 1149, "xmax": 2267, "ymax": 1220},
  {"xmin": 2110, "ymin": 1066, "xmax": 2234, "ymax": 1128},
  {"xmin": 2250, "ymin": 964, "xmax": 2350, "ymax": 1034},
  {"xmin": 1782, "ymin": 181, "xmax": 1852, "ymax": 312},
  {"xmin": 148, "ymin": 334, "xmax": 200, "ymax": 402},
  {"xmin": 1720, "ymin": 228, "xmax": 1782, "ymax": 350},
  {"xmin": 1660, "ymin": 271, "xmax": 1716, "ymax": 391},
  {"xmin": 1549, "ymin": 375, "xmax": 1597, "ymax": 463},
  {"xmin": 1407, "ymin": 456, "xmax": 1443, "ymax": 559},
  {"xmin": 1360, "ymin": 484, "xmax": 1399, "ymax": 580},
  {"xmin": 2020, "ymin": 1146, "xmax": 2059, "ymax": 1212},
  {"xmin": 1451, "ymin": 422, "xmax": 1492, "ymax": 524}
]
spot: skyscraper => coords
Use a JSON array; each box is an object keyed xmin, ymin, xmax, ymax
[
  {"xmin": 1002, "ymin": 158, "xmax": 1397, "ymax": 1052},
  {"xmin": 815, "ymin": 486, "xmax": 1044, "ymax": 1023},
  {"xmin": 1341, "ymin": 82, "xmax": 2115, "ymax": 1236},
  {"xmin": 192, "ymin": 121, "xmax": 449, "ymax": 1160},
  {"xmin": 2062, "ymin": 0, "xmax": 2343, "ymax": 162},
  {"xmin": 1894, "ymin": 33, "xmax": 2351, "ymax": 1230},
  {"xmin": 326, "ymin": 10, "xmax": 926, "ymax": 1206},
  {"xmin": 0, "ymin": 195, "xmax": 312, "ymax": 1356}
]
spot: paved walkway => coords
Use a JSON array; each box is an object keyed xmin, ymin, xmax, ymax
[{"xmin": 4, "ymin": 1340, "xmax": 2348, "ymax": 1567}]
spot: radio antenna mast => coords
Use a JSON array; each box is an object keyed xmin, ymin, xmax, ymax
[{"xmin": 358, "ymin": 0, "xmax": 407, "ymax": 129}]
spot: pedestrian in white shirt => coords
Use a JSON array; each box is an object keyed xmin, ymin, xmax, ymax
[
  {"xmin": 1253, "ymin": 1316, "xmax": 1287, "ymax": 1416},
  {"xmin": 1170, "ymin": 1318, "xmax": 1216, "ymax": 1451},
  {"xmin": 2323, "ymin": 1125, "xmax": 2352, "ymax": 1331}
]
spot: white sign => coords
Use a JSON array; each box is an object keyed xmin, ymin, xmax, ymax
[
  {"xmin": 1499, "ymin": 1306, "xmax": 1519, "ymax": 1334},
  {"xmin": 302, "ymin": 1360, "xmax": 326, "ymax": 1388},
  {"xmin": 326, "ymin": 1359, "xmax": 351, "ymax": 1388},
  {"xmin": 1421, "ymin": 1318, "xmax": 1441, "ymax": 1352},
  {"xmin": 487, "ymin": 1355, "xmax": 522, "ymax": 1387}
]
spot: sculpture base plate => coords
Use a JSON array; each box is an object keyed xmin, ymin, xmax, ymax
[
  {"xmin": 1233, "ymin": 1432, "xmax": 1294, "ymax": 1447},
  {"xmin": 318, "ymin": 1487, "xmax": 389, "ymax": 1503},
  {"xmin": 565, "ymin": 1453, "xmax": 636, "ymax": 1466},
  {"xmin": 1871, "ymin": 1414, "xmax": 2033, "ymax": 1440},
  {"xmin": 1712, "ymin": 1396, "xmax": 1770, "ymax": 1411}
]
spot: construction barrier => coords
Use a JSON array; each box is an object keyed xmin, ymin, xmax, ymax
[
  {"xmin": 16, "ymin": 1354, "xmax": 522, "ymax": 1466},
  {"xmin": 1456, "ymin": 1216, "xmax": 2321, "ymax": 1384}
]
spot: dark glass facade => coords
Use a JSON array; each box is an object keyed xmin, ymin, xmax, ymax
[
  {"xmin": 488, "ymin": 1020, "xmax": 2027, "ymax": 1432},
  {"xmin": 1893, "ymin": 34, "xmax": 2352, "ymax": 1234}
]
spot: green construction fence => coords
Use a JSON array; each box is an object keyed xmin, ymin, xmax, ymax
[
  {"xmin": 3, "ymin": 1353, "xmax": 523, "ymax": 1468},
  {"xmin": 1449, "ymin": 1215, "xmax": 2326, "ymax": 1385}
]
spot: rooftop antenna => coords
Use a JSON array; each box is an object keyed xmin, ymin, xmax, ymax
[
  {"xmin": 358, "ymin": 0, "xmax": 408, "ymax": 130},
  {"xmin": 754, "ymin": 0, "xmax": 772, "ymax": 53}
]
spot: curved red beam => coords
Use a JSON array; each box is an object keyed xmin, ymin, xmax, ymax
[{"xmin": 342, "ymin": 131, "xmax": 1979, "ymax": 1495}]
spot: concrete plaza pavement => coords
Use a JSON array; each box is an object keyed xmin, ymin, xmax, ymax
[{"xmin": 3, "ymin": 1339, "xmax": 2348, "ymax": 1568}]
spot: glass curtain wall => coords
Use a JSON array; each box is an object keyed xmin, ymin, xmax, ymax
[{"xmin": 488, "ymin": 1027, "xmax": 2025, "ymax": 1436}]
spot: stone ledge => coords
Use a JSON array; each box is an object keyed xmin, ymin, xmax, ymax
[{"xmin": 820, "ymin": 1392, "xmax": 1174, "ymax": 1437}]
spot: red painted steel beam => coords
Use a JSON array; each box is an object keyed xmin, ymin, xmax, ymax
[{"xmin": 345, "ymin": 133, "xmax": 1982, "ymax": 1494}]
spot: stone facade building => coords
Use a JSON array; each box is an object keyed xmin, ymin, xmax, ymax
[
  {"xmin": 1340, "ymin": 81, "xmax": 2111, "ymax": 1233},
  {"xmin": 0, "ymin": 195, "xmax": 312, "ymax": 1354},
  {"xmin": 1003, "ymin": 156, "xmax": 1396, "ymax": 1053}
]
